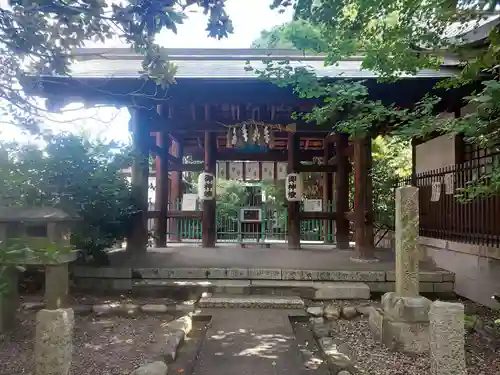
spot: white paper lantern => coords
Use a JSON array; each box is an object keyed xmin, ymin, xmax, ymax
[
  {"xmin": 197, "ymin": 172, "xmax": 216, "ymax": 201},
  {"xmin": 285, "ymin": 173, "xmax": 303, "ymax": 202}
]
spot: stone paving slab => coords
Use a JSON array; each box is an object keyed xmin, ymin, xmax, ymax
[
  {"xmin": 107, "ymin": 247, "xmax": 450, "ymax": 273},
  {"xmin": 75, "ymin": 266, "xmax": 452, "ymax": 283},
  {"xmin": 193, "ymin": 309, "xmax": 307, "ymax": 375},
  {"xmin": 198, "ymin": 295, "xmax": 305, "ymax": 309}
]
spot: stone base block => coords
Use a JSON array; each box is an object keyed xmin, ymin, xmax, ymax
[
  {"xmin": 198, "ymin": 295, "xmax": 305, "ymax": 309},
  {"xmin": 381, "ymin": 292, "xmax": 431, "ymax": 323},
  {"xmin": 368, "ymin": 307, "xmax": 429, "ymax": 354}
]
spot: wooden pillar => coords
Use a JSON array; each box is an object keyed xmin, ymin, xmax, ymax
[
  {"xmin": 170, "ymin": 139, "xmax": 183, "ymax": 242},
  {"xmin": 202, "ymin": 131, "xmax": 217, "ymax": 248},
  {"xmin": 323, "ymin": 140, "xmax": 334, "ymax": 243},
  {"xmin": 156, "ymin": 131, "xmax": 169, "ymax": 247},
  {"xmin": 353, "ymin": 137, "xmax": 376, "ymax": 260},
  {"xmin": 127, "ymin": 109, "xmax": 150, "ymax": 254},
  {"xmin": 335, "ymin": 133, "xmax": 350, "ymax": 249},
  {"xmin": 287, "ymin": 132, "xmax": 301, "ymax": 249}
]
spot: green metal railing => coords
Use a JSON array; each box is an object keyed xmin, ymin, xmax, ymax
[
  {"xmin": 300, "ymin": 199, "xmax": 335, "ymax": 242},
  {"xmin": 148, "ymin": 199, "xmax": 336, "ymax": 244}
]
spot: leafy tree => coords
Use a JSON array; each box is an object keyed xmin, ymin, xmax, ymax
[
  {"xmin": 371, "ymin": 136, "xmax": 412, "ymax": 228},
  {"xmin": 252, "ymin": 20, "xmax": 413, "ymax": 226},
  {"xmin": 251, "ymin": 19, "xmax": 327, "ymax": 53},
  {"xmin": 215, "ymin": 179, "xmax": 247, "ymax": 232},
  {"xmin": 0, "ymin": 133, "xmax": 136, "ymax": 265},
  {"xmin": 1, "ymin": 0, "xmax": 234, "ymax": 131},
  {"xmin": 257, "ymin": 0, "xmax": 500, "ymax": 197}
]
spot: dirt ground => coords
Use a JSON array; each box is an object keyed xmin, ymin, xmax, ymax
[
  {"xmin": 1, "ymin": 294, "xmax": 499, "ymax": 375},
  {"xmin": 0, "ymin": 310, "xmax": 181, "ymax": 375}
]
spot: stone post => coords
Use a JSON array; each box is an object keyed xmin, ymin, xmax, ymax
[
  {"xmin": 35, "ymin": 308, "xmax": 74, "ymax": 375},
  {"xmin": 429, "ymin": 301, "xmax": 466, "ymax": 375},
  {"xmin": 368, "ymin": 185, "xmax": 431, "ymax": 354},
  {"xmin": 45, "ymin": 264, "xmax": 69, "ymax": 309},
  {"xmin": 44, "ymin": 252, "xmax": 76, "ymax": 310},
  {"xmin": 395, "ymin": 185, "xmax": 420, "ymax": 297}
]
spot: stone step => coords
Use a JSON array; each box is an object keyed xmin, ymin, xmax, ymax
[
  {"xmin": 132, "ymin": 279, "xmax": 370, "ymax": 300},
  {"xmin": 198, "ymin": 295, "xmax": 305, "ymax": 309}
]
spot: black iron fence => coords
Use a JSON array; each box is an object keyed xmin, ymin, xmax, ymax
[{"xmin": 395, "ymin": 157, "xmax": 500, "ymax": 248}]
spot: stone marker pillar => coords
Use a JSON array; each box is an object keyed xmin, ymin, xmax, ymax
[
  {"xmin": 429, "ymin": 301, "xmax": 466, "ymax": 375},
  {"xmin": 369, "ymin": 185, "xmax": 431, "ymax": 354},
  {"xmin": 43, "ymin": 252, "xmax": 77, "ymax": 309},
  {"xmin": 395, "ymin": 185, "xmax": 420, "ymax": 297},
  {"xmin": 45, "ymin": 264, "xmax": 69, "ymax": 309},
  {"xmin": 35, "ymin": 308, "xmax": 74, "ymax": 375}
]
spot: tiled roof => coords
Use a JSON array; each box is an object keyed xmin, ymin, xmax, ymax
[
  {"xmin": 66, "ymin": 48, "xmax": 460, "ymax": 80},
  {"xmin": 444, "ymin": 14, "xmax": 500, "ymax": 43}
]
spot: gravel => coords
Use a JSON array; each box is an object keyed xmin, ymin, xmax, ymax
[
  {"xmin": 322, "ymin": 300, "xmax": 500, "ymax": 375},
  {"xmin": 0, "ymin": 311, "xmax": 179, "ymax": 375},
  {"xmin": 2, "ymin": 296, "xmax": 498, "ymax": 375}
]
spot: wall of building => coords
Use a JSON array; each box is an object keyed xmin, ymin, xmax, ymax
[
  {"xmin": 415, "ymin": 134, "xmax": 457, "ymax": 174},
  {"xmin": 375, "ymin": 231, "xmax": 500, "ymax": 308},
  {"xmin": 400, "ymin": 108, "xmax": 500, "ymax": 307}
]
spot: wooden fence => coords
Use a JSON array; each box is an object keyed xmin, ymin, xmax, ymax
[{"xmin": 395, "ymin": 157, "xmax": 500, "ymax": 247}]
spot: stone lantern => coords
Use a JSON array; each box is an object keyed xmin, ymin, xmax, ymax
[{"xmin": 0, "ymin": 207, "xmax": 79, "ymax": 332}]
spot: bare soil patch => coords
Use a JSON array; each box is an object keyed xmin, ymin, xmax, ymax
[{"xmin": 0, "ymin": 310, "xmax": 181, "ymax": 375}]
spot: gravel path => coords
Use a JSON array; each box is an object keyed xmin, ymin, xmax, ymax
[{"xmin": 0, "ymin": 311, "xmax": 177, "ymax": 375}]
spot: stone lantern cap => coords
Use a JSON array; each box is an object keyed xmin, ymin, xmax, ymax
[
  {"xmin": 0, "ymin": 207, "xmax": 79, "ymax": 223},
  {"xmin": 0, "ymin": 206, "xmax": 80, "ymax": 265}
]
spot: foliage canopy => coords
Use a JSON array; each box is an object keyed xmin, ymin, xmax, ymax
[
  {"xmin": 256, "ymin": 0, "xmax": 500, "ymax": 197},
  {"xmin": 0, "ymin": 133, "xmax": 136, "ymax": 264},
  {"xmin": 1, "ymin": 0, "xmax": 234, "ymax": 131}
]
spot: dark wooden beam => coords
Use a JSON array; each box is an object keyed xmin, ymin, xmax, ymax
[
  {"xmin": 156, "ymin": 131, "xmax": 169, "ymax": 247},
  {"xmin": 168, "ymin": 163, "xmax": 204, "ymax": 172},
  {"xmin": 146, "ymin": 116, "xmax": 335, "ymax": 133},
  {"xmin": 297, "ymin": 164, "xmax": 337, "ymax": 173},
  {"xmin": 323, "ymin": 140, "xmax": 334, "ymax": 243},
  {"xmin": 353, "ymin": 137, "xmax": 375, "ymax": 260},
  {"xmin": 170, "ymin": 139, "xmax": 183, "ymax": 242},
  {"xmin": 215, "ymin": 149, "xmax": 323, "ymax": 161},
  {"xmin": 202, "ymin": 131, "xmax": 217, "ymax": 248},
  {"xmin": 287, "ymin": 132, "xmax": 301, "ymax": 250},
  {"xmin": 335, "ymin": 133, "xmax": 351, "ymax": 249},
  {"xmin": 328, "ymin": 144, "xmax": 353, "ymax": 164},
  {"xmin": 127, "ymin": 109, "xmax": 151, "ymax": 254}
]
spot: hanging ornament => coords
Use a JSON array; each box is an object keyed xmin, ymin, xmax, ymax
[
  {"xmin": 231, "ymin": 128, "xmax": 237, "ymax": 146},
  {"xmin": 252, "ymin": 125, "xmax": 260, "ymax": 144},
  {"xmin": 236, "ymin": 128, "xmax": 245, "ymax": 148},
  {"xmin": 263, "ymin": 126, "xmax": 270, "ymax": 144},
  {"xmin": 248, "ymin": 125, "xmax": 256, "ymax": 145},
  {"xmin": 242, "ymin": 123, "xmax": 248, "ymax": 142}
]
